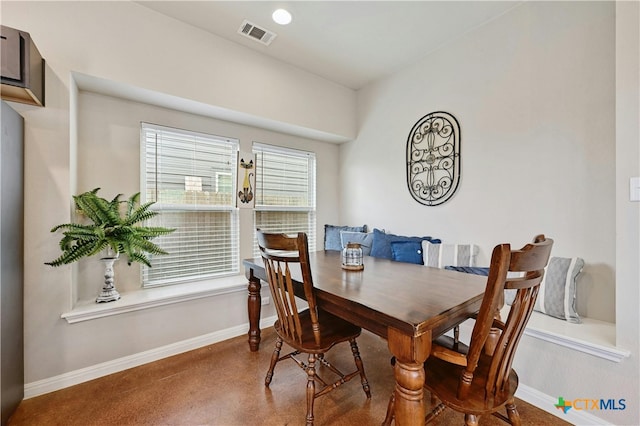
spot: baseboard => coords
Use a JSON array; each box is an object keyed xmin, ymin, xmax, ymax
[
  {"xmin": 24, "ymin": 315, "xmax": 278, "ymax": 399},
  {"xmin": 516, "ymin": 383, "xmax": 611, "ymax": 425}
]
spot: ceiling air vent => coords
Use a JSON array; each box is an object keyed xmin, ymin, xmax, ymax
[{"xmin": 238, "ymin": 20, "xmax": 277, "ymax": 46}]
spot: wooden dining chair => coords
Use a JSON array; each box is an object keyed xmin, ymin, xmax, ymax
[
  {"xmin": 384, "ymin": 234, "xmax": 553, "ymax": 426},
  {"xmin": 257, "ymin": 230, "xmax": 371, "ymax": 426}
]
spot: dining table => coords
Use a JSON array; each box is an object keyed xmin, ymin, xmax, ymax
[{"xmin": 243, "ymin": 250, "xmax": 488, "ymax": 426}]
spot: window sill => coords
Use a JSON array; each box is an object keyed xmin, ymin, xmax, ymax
[
  {"xmin": 61, "ymin": 275, "xmax": 249, "ymax": 324},
  {"xmin": 500, "ymin": 306, "xmax": 630, "ymax": 363}
]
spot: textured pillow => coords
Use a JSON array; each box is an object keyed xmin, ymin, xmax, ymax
[
  {"xmin": 504, "ymin": 257, "xmax": 584, "ymax": 323},
  {"xmin": 340, "ymin": 231, "xmax": 373, "ymax": 256},
  {"xmin": 370, "ymin": 228, "xmax": 440, "ymax": 260},
  {"xmin": 422, "ymin": 241, "xmax": 478, "ymax": 268},
  {"xmin": 390, "ymin": 241, "xmax": 424, "ymax": 264},
  {"xmin": 324, "ymin": 224, "xmax": 366, "ymax": 251},
  {"xmin": 533, "ymin": 257, "xmax": 585, "ymax": 323}
]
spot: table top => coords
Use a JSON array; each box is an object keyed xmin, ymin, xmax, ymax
[{"xmin": 244, "ymin": 250, "xmax": 488, "ymax": 339}]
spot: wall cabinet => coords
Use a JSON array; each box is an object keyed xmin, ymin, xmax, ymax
[{"xmin": 1, "ymin": 25, "xmax": 44, "ymax": 107}]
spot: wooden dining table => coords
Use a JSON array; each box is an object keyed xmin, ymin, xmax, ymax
[{"xmin": 243, "ymin": 250, "xmax": 488, "ymax": 426}]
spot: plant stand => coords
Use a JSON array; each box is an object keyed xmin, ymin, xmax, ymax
[{"xmin": 96, "ymin": 256, "xmax": 121, "ymax": 303}]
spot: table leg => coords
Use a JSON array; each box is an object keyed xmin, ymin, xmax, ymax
[
  {"xmin": 247, "ymin": 271, "xmax": 262, "ymax": 352},
  {"xmin": 387, "ymin": 328, "xmax": 431, "ymax": 426}
]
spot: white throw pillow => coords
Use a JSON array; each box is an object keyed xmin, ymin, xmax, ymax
[
  {"xmin": 534, "ymin": 257, "xmax": 585, "ymax": 323},
  {"xmin": 422, "ymin": 241, "xmax": 478, "ymax": 268},
  {"xmin": 505, "ymin": 256, "xmax": 584, "ymax": 323}
]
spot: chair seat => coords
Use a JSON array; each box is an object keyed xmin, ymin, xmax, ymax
[
  {"xmin": 274, "ymin": 308, "xmax": 362, "ymax": 353},
  {"xmin": 424, "ymin": 335, "xmax": 519, "ymax": 416}
]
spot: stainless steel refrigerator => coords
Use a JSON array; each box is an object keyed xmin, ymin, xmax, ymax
[{"xmin": 0, "ymin": 100, "xmax": 24, "ymax": 425}]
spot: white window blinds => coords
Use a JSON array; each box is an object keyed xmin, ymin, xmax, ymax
[
  {"xmin": 253, "ymin": 143, "xmax": 316, "ymax": 256},
  {"xmin": 141, "ymin": 123, "xmax": 239, "ymax": 286}
]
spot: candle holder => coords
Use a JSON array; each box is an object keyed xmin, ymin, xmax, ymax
[{"xmin": 342, "ymin": 243, "xmax": 364, "ymax": 271}]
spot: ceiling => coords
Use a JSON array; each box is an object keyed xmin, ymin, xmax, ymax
[{"xmin": 135, "ymin": 1, "xmax": 523, "ymax": 90}]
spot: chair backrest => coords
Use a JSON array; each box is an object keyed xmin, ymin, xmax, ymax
[
  {"xmin": 257, "ymin": 230, "xmax": 321, "ymax": 346},
  {"xmin": 460, "ymin": 234, "xmax": 553, "ymax": 400}
]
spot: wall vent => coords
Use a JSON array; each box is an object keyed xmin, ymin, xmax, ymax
[{"xmin": 237, "ymin": 20, "xmax": 277, "ymax": 46}]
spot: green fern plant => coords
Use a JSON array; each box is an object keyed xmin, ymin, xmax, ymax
[{"xmin": 46, "ymin": 188, "xmax": 175, "ymax": 267}]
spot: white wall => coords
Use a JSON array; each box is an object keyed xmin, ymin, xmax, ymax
[
  {"xmin": 1, "ymin": 1, "xmax": 345, "ymax": 384},
  {"xmin": 343, "ymin": 2, "xmax": 638, "ymax": 424},
  {"xmin": 614, "ymin": 0, "xmax": 640, "ymax": 355},
  {"xmin": 346, "ymin": 1, "xmax": 615, "ymax": 322}
]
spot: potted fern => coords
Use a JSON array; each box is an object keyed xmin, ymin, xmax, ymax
[{"xmin": 46, "ymin": 188, "xmax": 175, "ymax": 303}]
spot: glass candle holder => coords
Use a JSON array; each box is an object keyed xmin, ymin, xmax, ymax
[{"xmin": 342, "ymin": 243, "xmax": 364, "ymax": 271}]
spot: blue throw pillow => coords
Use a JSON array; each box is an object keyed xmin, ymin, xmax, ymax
[
  {"xmin": 391, "ymin": 241, "xmax": 424, "ymax": 264},
  {"xmin": 370, "ymin": 228, "xmax": 441, "ymax": 260},
  {"xmin": 340, "ymin": 231, "xmax": 374, "ymax": 256},
  {"xmin": 324, "ymin": 224, "xmax": 367, "ymax": 251}
]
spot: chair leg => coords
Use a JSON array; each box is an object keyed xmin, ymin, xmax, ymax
[
  {"xmin": 350, "ymin": 339, "xmax": 371, "ymax": 398},
  {"xmin": 382, "ymin": 392, "xmax": 395, "ymax": 426},
  {"xmin": 429, "ymin": 392, "xmax": 437, "ymax": 409},
  {"xmin": 306, "ymin": 353, "xmax": 317, "ymax": 426},
  {"xmin": 265, "ymin": 336, "xmax": 283, "ymax": 386},
  {"xmin": 464, "ymin": 414, "xmax": 479, "ymax": 426},
  {"xmin": 505, "ymin": 398, "xmax": 521, "ymax": 426},
  {"xmin": 425, "ymin": 402, "xmax": 447, "ymax": 423}
]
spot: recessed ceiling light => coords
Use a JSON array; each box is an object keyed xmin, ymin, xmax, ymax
[{"xmin": 272, "ymin": 9, "xmax": 292, "ymax": 25}]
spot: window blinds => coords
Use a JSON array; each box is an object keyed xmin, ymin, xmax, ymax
[
  {"xmin": 253, "ymin": 143, "xmax": 316, "ymax": 256},
  {"xmin": 141, "ymin": 123, "xmax": 239, "ymax": 286}
]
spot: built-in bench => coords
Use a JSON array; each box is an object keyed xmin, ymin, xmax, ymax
[
  {"xmin": 454, "ymin": 307, "xmax": 628, "ymax": 363},
  {"xmin": 505, "ymin": 306, "xmax": 628, "ymax": 362},
  {"xmin": 331, "ymin": 227, "xmax": 628, "ymax": 363},
  {"xmin": 450, "ymin": 298, "xmax": 627, "ymax": 364},
  {"xmin": 442, "ymin": 261, "xmax": 629, "ymax": 362}
]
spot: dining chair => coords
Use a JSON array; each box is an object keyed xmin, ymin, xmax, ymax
[
  {"xmin": 257, "ymin": 230, "xmax": 371, "ymax": 426},
  {"xmin": 384, "ymin": 234, "xmax": 553, "ymax": 426}
]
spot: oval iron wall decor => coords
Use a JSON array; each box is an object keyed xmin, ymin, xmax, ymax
[{"xmin": 406, "ymin": 111, "xmax": 461, "ymax": 206}]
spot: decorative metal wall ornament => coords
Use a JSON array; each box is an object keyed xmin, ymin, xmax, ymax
[
  {"xmin": 406, "ymin": 111, "xmax": 461, "ymax": 206},
  {"xmin": 236, "ymin": 151, "xmax": 256, "ymax": 208}
]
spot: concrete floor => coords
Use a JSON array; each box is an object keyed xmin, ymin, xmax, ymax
[{"xmin": 8, "ymin": 327, "xmax": 570, "ymax": 425}]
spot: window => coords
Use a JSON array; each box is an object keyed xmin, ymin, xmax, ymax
[
  {"xmin": 141, "ymin": 123, "xmax": 239, "ymax": 287},
  {"xmin": 253, "ymin": 143, "xmax": 316, "ymax": 256}
]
